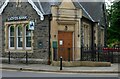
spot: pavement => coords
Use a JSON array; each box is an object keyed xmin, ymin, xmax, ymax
[{"xmin": 0, "ymin": 63, "xmax": 120, "ymax": 73}]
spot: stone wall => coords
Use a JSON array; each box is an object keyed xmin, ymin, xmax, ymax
[
  {"xmin": 0, "ymin": 15, "xmax": 2, "ymax": 57},
  {"xmin": 2, "ymin": 2, "xmax": 50, "ymax": 64}
]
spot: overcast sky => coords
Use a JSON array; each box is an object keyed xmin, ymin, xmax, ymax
[{"xmin": 105, "ymin": 0, "xmax": 114, "ymax": 5}]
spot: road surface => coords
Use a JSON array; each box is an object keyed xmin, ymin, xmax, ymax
[{"xmin": 1, "ymin": 69, "xmax": 119, "ymax": 78}]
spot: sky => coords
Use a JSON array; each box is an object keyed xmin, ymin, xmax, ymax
[
  {"xmin": 105, "ymin": 0, "xmax": 114, "ymax": 5},
  {"xmin": 105, "ymin": 0, "xmax": 115, "ymax": 8}
]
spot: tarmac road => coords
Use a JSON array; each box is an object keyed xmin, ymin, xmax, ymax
[{"xmin": 2, "ymin": 69, "xmax": 119, "ymax": 77}]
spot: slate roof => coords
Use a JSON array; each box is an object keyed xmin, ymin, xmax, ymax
[
  {"xmin": 73, "ymin": 2, "xmax": 93, "ymax": 21},
  {"xmin": 0, "ymin": 0, "xmax": 4, "ymax": 8},
  {"xmin": 34, "ymin": 1, "xmax": 106, "ymax": 26},
  {"xmin": 80, "ymin": 2, "xmax": 106, "ymax": 26},
  {"xmin": 34, "ymin": 1, "xmax": 94, "ymax": 21},
  {"xmin": 0, "ymin": 0, "xmax": 106, "ymax": 26},
  {"xmin": 37, "ymin": 1, "xmax": 105, "ymax": 26},
  {"xmin": 34, "ymin": 2, "xmax": 61, "ymax": 15}
]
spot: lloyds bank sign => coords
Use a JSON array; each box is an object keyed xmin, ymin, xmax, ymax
[{"xmin": 8, "ymin": 16, "xmax": 28, "ymax": 21}]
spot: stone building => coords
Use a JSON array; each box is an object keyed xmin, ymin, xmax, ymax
[
  {"xmin": 0, "ymin": 15, "xmax": 2, "ymax": 57},
  {"xmin": 50, "ymin": 0, "xmax": 106, "ymax": 61},
  {"xmin": 0, "ymin": 0, "xmax": 51, "ymax": 64},
  {"xmin": 0, "ymin": 0, "xmax": 107, "ymax": 64}
]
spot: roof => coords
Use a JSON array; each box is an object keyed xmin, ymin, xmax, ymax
[
  {"xmin": 0, "ymin": 0, "xmax": 106, "ymax": 26},
  {"xmin": 0, "ymin": 0, "xmax": 44, "ymax": 20},
  {"xmin": 73, "ymin": 2, "xmax": 94, "ymax": 22},
  {"xmin": 34, "ymin": 1, "xmax": 95, "ymax": 21},
  {"xmin": 38, "ymin": 1, "xmax": 106, "ymax": 25},
  {"xmin": 80, "ymin": 2, "xmax": 106, "ymax": 26},
  {"xmin": 34, "ymin": 2, "xmax": 61, "ymax": 15},
  {"xmin": 0, "ymin": 0, "xmax": 4, "ymax": 8}
]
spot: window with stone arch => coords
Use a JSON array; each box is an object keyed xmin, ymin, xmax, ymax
[
  {"xmin": 17, "ymin": 24, "xmax": 23, "ymax": 49},
  {"xmin": 82, "ymin": 24, "xmax": 91, "ymax": 47},
  {"xmin": 9, "ymin": 25, "xmax": 15, "ymax": 49},
  {"xmin": 5, "ymin": 21, "xmax": 33, "ymax": 51},
  {"xmin": 25, "ymin": 25, "xmax": 32, "ymax": 49}
]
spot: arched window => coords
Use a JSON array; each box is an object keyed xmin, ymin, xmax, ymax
[
  {"xmin": 17, "ymin": 25, "xmax": 23, "ymax": 49},
  {"xmin": 25, "ymin": 25, "xmax": 32, "ymax": 49},
  {"xmin": 82, "ymin": 24, "xmax": 91, "ymax": 47},
  {"xmin": 9, "ymin": 25, "xmax": 15, "ymax": 49},
  {"xmin": 6, "ymin": 22, "xmax": 32, "ymax": 51}
]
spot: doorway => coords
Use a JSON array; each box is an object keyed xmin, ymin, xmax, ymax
[{"xmin": 58, "ymin": 31, "xmax": 73, "ymax": 61}]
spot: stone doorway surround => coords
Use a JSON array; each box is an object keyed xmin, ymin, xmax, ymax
[{"xmin": 50, "ymin": 0, "xmax": 82, "ymax": 61}]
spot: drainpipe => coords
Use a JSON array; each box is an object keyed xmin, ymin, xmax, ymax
[
  {"xmin": 48, "ymin": 14, "xmax": 52, "ymax": 65},
  {"xmin": 91, "ymin": 22, "xmax": 95, "ymax": 61},
  {"xmin": 80, "ymin": 18, "xmax": 83, "ymax": 61}
]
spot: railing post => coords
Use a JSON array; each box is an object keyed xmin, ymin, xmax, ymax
[
  {"xmin": 60, "ymin": 56, "xmax": 62, "ymax": 70},
  {"xmin": 98, "ymin": 46, "xmax": 100, "ymax": 62},
  {"xmin": 53, "ymin": 47, "xmax": 58, "ymax": 61},
  {"xmin": 68, "ymin": 48, "xmax": 70, "ymax": 62},
  {"xmin": 118, "ymin": 47, "xmax": 120, "ymax": 63},
  {"xmin": 8, "ymin": 51, "xmax": 10, "ymax": 64},
  {"xmin": 26, "ymin": 51, "xmax": 28, "ymax": 65},
  {"xmin": 81, "ymin": 46, "xmax": 83, "ymax": 61},
  {"xmin": 94, "ymin": 45, "xmax": 97, "ymax": 61},
  {"xmin": 108, "ymin": 50, "xmax": 110, "ymax": 62},
  {"xmin": 91, "ymin": 47, "xmax": 93, "ymax": 61},
  {"xmin": 111, "ymin": 51, "xmax": 113, "ymax": 63}
]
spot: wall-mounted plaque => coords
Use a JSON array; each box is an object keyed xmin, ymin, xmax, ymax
[
  {"xmin": 52, "ymin": 41, "xmax": 57, "ymax": 48},
  {"xmin": 59, "ymin": 40, "xmax": 63, "ymax": 45}
]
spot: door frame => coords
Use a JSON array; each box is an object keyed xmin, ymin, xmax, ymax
[{"xmin": 58, "ymin": 31, "xmax": 74, "ymax": 61}]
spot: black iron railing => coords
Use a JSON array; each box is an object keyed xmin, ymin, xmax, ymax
[
  {"xmin": 81, "ymin": 46, "xmax": 120, "ymax": 63},
  {"xmin": 53, "ymin": 47, "xmax": 120, "ymax": 63},
  {"xmin": 8, "ymin": 51, "xmax": 29, "ymax": 65}
]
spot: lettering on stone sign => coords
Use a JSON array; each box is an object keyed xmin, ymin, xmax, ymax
[{"xmin": 8, "ymin": 16, "xmax": 28, "ymax": 21}]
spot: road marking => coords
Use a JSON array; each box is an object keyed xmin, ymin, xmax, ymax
[
  {"xmin": 2, "ymin": 69, "xmax": 19, "ymax": 72},
  {"xmin": 2, "ymin": 69, "xmax": 81, "ymax": 75},
  {"xmin": 20, "ymin": 70, "xmax": 74, "ymax": 74}
]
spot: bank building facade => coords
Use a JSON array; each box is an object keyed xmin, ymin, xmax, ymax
[{"xmin": 0, "ymin": 0, "xmax": 106, "ymax": 64}]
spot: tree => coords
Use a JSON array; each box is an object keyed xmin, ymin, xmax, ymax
[{"xmin": 107, "ymin": 1, "xmax": 120, "ymax": 47}]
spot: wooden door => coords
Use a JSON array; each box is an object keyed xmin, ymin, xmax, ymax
[{"xmin": 58, "ymin": 31, "xmax": 73, "ymax": 61}]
